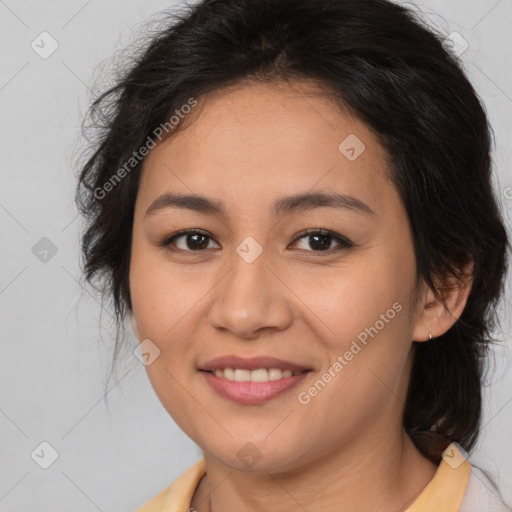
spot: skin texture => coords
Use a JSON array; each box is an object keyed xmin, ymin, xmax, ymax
[{"xmin": 129, "ymin": 80, "xmax": 472, "ymax": 511}]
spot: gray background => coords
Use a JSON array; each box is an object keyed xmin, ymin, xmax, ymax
[{"xmin": 0, "ymin": 0, "xmax": 511, "ymax": 510}]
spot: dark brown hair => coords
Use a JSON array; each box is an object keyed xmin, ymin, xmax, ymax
[{"xmin": 75, "ymin": 0, "xmax": 510, "ymax": 466}]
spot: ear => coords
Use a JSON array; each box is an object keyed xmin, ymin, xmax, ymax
[
  {"xmin": 412, "ymin": 260, "xmax": 473, "ymax": 342},
  {"xmin": 131, "ymin": 314, "xmax": 141, "ymax": 341}
]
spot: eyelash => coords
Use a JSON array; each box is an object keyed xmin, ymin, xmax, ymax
[{"xmin": 159, "ymin": 228, "xmax": 355, "ymax": 255}]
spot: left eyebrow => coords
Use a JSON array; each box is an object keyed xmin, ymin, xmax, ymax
[
  {"xmin": 273, "ymin": 191, "xmax": 375, "ymax": 216},
  {"xmin": 145, "ymin": 191, "xmax": 375, "ymax": 218}
]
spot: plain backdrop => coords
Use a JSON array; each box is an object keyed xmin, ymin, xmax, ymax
[{"xmin": 0, "ymin": 0, "xmax": 511, "ymax": 510}]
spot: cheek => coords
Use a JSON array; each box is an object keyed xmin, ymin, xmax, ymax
[
  {"xmin": 290, "ymin": 248, "xmax": 415, "ymax": 349},
  {"xmin": 293, "ymin": 247, "xmax": 416, "ymax": 404},
  {"xmin": 129, "ymin": 243, "xmax": 208, "ymax": 343},
  {"xmin": 129, "ymin": 247, "xmax": 207, "ymax": 432},
  {"xmin": 310, "ymin": 249, "xmax": 416, "ymax": 406}
]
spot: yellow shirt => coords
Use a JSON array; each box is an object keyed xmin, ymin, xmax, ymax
[{"xmin": 135, "ymin": 443, "xmax": 504, "ymax": 511}]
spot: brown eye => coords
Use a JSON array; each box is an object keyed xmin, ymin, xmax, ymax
[
  {"xmin": 291, "ymin": 229, "xmax": 354, "ymax": 253},
  {"xmin": 160, "ymin": 229, "xmax": 219, "ymax": 252},
  {"xmin": 160, "ymin": 228, "xmax": 354, "ymax": 255}
]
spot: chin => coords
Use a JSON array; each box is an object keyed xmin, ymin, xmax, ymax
[{"xmin": 205, "ymin": 438, "xmax": 308, "ymax": 474}]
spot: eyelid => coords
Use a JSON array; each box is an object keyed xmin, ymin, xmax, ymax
[
  {"xmin": 159, "ymin": 228, "xmax": 218, "ymax": 250},
  {"xmin": 159, "ymin": 228, "xmax": 355, "ymax": 253},
  {"xmin": 291, "ymin": 228, "xmax": 355, "ymax": 250}
]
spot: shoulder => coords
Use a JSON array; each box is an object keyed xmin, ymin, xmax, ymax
[{"xmin": 459, "ymin": 466, "xmax": 511, "ymax": 512}]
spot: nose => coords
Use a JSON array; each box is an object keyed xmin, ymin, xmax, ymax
[{"xmin": 207, "ymin": 243, "xmax": 294, "ymax": 340}]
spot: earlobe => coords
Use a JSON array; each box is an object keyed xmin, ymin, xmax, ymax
[{"xmin": 411, "ymin": 293, "xmax": 437, "ymax": 342}]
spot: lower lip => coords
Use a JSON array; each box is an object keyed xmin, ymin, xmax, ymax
[{"xmin": 201, "ymin": 371, "xmax": 310, "ymax": 404}]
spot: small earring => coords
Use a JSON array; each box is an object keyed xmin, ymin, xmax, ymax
[{"xmin": 429, "ymin": 332, "xmax": 433, "ymax": 340}]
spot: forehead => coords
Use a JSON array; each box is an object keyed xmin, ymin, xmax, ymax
[{"xmin": 137, "ymin": 80, "xmax": 398, "ymax": 219}]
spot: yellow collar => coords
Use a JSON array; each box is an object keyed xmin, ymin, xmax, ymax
[
  {"xmin": 136, "ymin": 443, "xmax": 471, "ymax": 512},
  {"xmin": 405, "ymin": 443, "xmax": 471, "ymax": 512}
]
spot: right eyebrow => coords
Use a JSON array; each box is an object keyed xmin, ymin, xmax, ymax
[{"xmin": 145, "ymin": 190, "xmax": 375, "ymax": 218}]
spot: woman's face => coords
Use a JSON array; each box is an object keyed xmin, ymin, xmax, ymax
[{"xmin": 129, "ymin": 80, "xmax": 429, "ymax": 472}]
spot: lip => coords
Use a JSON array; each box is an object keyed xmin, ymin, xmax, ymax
[
  {"xmin": 201, "ymin": 370, "xmax": 311, "ymax": 404},
  {"xmin": 199, "ymin": 355, "xmax": 312, "ymax": 373},
  {"xmin": 199, "ymin": 356, "xmax": 313, "ymax": 404}
]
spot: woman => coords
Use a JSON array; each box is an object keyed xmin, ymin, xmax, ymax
[{"xmin": 75, "ymin": 0, "xmax": 511, "ymax": 510}]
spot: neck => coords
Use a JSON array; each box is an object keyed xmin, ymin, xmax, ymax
[{"xmin": 191, "ymin": 430, "xmax": 437, "ymax": 512}]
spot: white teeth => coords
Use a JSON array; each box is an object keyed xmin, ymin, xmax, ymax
[
  {"xmin": 224, "ymin": 368, "xmax": 235, "ymax": 380},
  {"xmin": 251, "ymin": 368, "xmax": 269, "ymax": 382},
  {"xmin": 268, "ymin": 368, "xmax": 282, "ymax": 381},
  {"xmin": 211, "ymin": 367, "xmax": 302, "ymax": 382},
  {"xmin": 234, "ymin": 369, "xmax": 251, "ymax": 382}
]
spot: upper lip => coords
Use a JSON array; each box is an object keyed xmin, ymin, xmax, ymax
[{"xmin": 199, "ymin": 356, "xmax": 312, "ymax": 372}]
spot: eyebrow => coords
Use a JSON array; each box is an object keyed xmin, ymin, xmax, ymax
[{"xmin": 145, "ymin": 191, "xmax": 375, "ymax": 218}]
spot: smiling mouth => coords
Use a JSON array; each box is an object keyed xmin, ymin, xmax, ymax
[
  {"xmin": 198, "ymin": 356, "xmax": 313, "ymax": 403},
  {"xmin": 203, "ymin": 367, "xmax": 309, "ymax": 382},
  {"xmin": 200, "ymin": 368, "xmax": 312, "ymax": 404}
]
